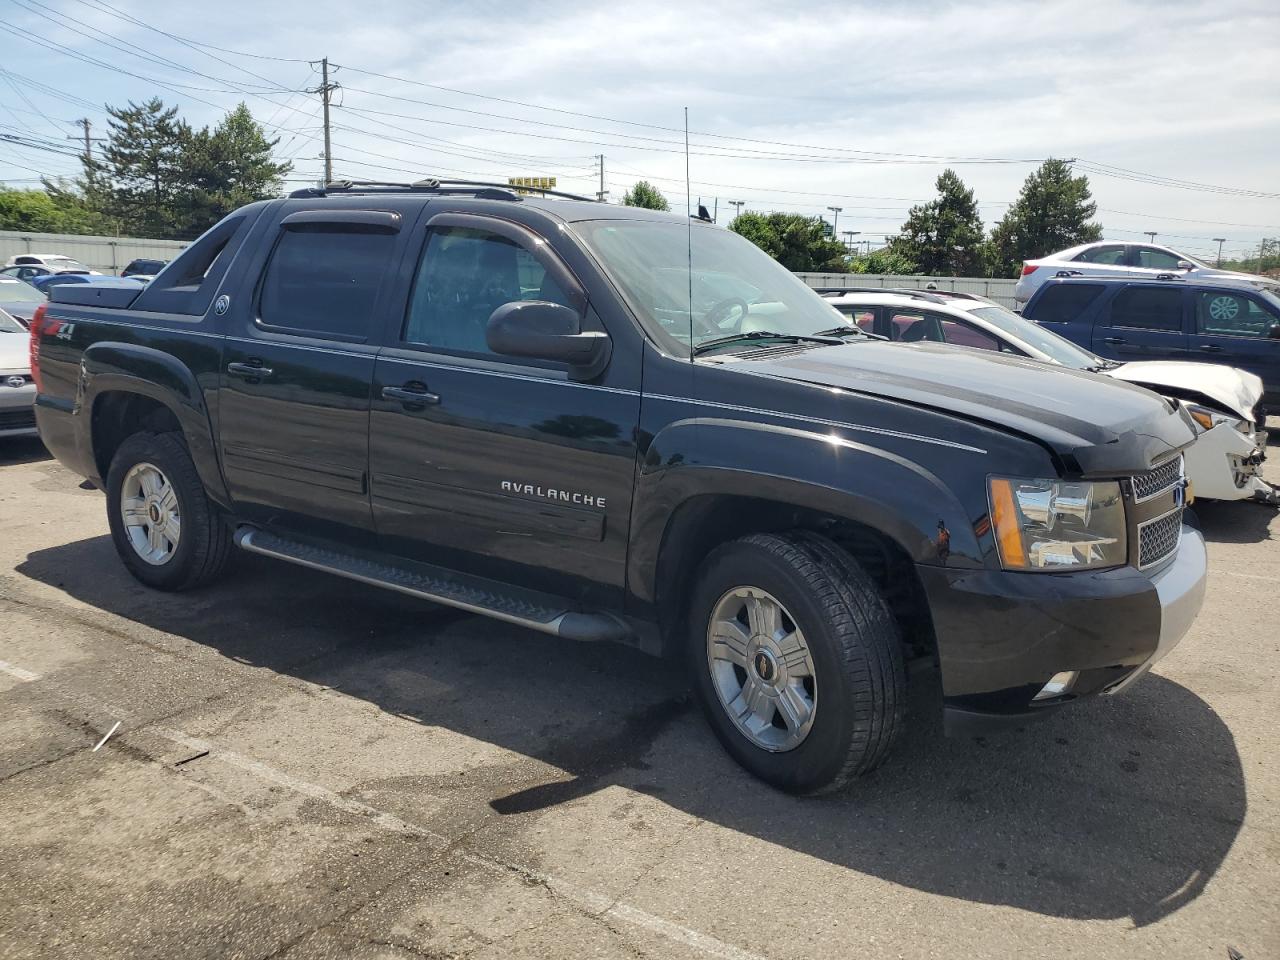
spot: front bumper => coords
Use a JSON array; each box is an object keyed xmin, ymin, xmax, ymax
[
  {"xmin": 919, "ymin": 525, "xmax": 1207, "ymax": 724},
  {"xmin": 1183, "ymin": 421, "xmax": 1273, "ymax": 502}
]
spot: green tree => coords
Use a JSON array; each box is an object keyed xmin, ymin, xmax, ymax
[
  {"xmin": 178, "ymin": 103, "xmax": 292, "ymax": 237},
  {"xmin": 849, "ymin": 248, "xmax": 918, "ymax": 275},
  {"xmin": 86, "ymin": 97, "xmax": 190, "ymax": 238},
  {"xmin": 621, "ymin": 180, "xmax": 670, "ymax": 211},
  {"xmin": 887, "ymin": 169, "xmax": 985, "ymax": 276},
  {"xmin": 729, "ymin": 212, "xmax": 849, "ymax": 272},
  {"xmin": 0, "ymin": 184, "xmax": 109, "ymax": 234},
  {"xmin": 987, "ymin": 158, "xmax": 1103, "ymax": 277}
]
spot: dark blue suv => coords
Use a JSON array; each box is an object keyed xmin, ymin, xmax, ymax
[{"xmin": 1023, "ymin": 275, "xmax": 1280, "ymax": 404}]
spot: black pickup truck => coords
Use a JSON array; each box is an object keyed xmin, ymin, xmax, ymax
[{"xmin": 31, "ymin": 181, "xmax": 1207, "ymax": 794}]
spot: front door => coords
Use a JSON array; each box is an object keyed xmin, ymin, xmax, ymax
[
  {"xmin": 1190, "ymin": 287, "xmax": 1280, "ymax": 398},
  {"xmin": 218, "ymin": 210, "xmax": 404, "ymax": 543},
  {"xmin": 1090, "ymin": 285, "xmax": 1188, "ymax": 360},
  {"xmin": 368, "ymin": 214, "xmax": 641, "ymax": 607}
]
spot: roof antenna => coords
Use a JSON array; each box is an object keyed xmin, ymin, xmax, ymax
[{"xmin": 685, "ymin": 106, "xmax": 694, "ymax": 363}]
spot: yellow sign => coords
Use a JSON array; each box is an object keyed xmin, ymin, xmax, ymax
[{"xmin": 508, "ymin": 176, "xmax": 557, "ymax": 195}]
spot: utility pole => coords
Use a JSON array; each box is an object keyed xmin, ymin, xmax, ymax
[
  {"xmin": 308, "ymin": 58, "xmax": 340, "ymax": 184},
  {"xmin": 596, "ymin": 154, "xmax": 607, "ymax": 203},
  {"xmin": 66, "ymin": 118, "xmax": 97, "ymax": 162},
  {"xmin": 1213, "ymin": 238, "xmax": 1226, "ymax": 267},
  {"xmin": 727, "ymin": 200, "xmax": 745, "ymax": 221},
  {"xmin": 827, "ymin": 205, "xmax": 842, "ymax": 235},
  {"xmin": 1144, "ymin": 231, "xmax": 1157, "ymax": 243}
]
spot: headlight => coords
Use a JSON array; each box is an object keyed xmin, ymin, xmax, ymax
[
  {"xmin": 988, "ymin": 477, "xmax": 1127, "ymax": 571},
  {"xmin": 1185, "ymin": 404, "xmax": 1237, "ymax": 433}
]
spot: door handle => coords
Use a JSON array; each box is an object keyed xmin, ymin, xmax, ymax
[
  {"xmin": 1101, "ymin": 336, "xmax": 1126, "ymax": 345},
  {"xmin": 227, "ymin": 360, "xmax": 274, "ymax": 379},
  {"xmin": 1198, "ymin": 344, "xmax": 1224, "ymax": 353},
  {"xmin": 382, "ymin": 383, "xmax": 441, "ymax": 406}
]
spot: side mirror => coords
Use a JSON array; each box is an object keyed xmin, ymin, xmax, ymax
[
  {"xmin": 1268, "ymin": 322, "xmax": 1280, "ymax": 340},
  {"xmin": 1176, "ymin": 260, "xmax": 1194, "ymax": 271},
  {"xmin": 486, "ymin": 301, "xmax": 611, "ymax": 379}
]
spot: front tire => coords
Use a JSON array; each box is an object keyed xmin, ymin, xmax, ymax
[
  {"xmin": 106, "ymin": 431, "xmax": 231, "ymax": 591},
  {"xmin": 688, "ymin": 532, "xmax": 906, "ymax": 794}
]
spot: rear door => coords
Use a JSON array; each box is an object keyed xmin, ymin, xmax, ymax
[
  {"xmin": 1067, "ymin": 243, "xmax": 1131, "ymax": 280},
  {"xmin": 1090, "ymin": 285, "xmax": 1189, "ymax": 360},
  {"xmin": 218, "ymin": 209, "xmax": 405, "ymax": 544},
  {"xmin": 1190, "ymin": 287, "xmax": 1280, "ymax": 396}
]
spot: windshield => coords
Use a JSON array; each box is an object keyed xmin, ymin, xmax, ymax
[
  {"xmin": 571, "ymin": 219, "xmax": 856, "ymax": 354},
  {"xmin": 0, "ymin": 308, "xmax": 23, "ymax": 333},
  {"xmin": 0, "ymin": 279, "xmax": 46, "ymax": 303},
  {"xmin": 966, "ymin": 304, "xmax": 1103, "ymax": 369}
]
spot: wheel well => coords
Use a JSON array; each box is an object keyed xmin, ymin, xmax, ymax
[
  {"xmin": 654, "ymin": 495, "xmax": 937, "ymax": 667},
  {"xmin": 91, "ymin": 392, "xmax": 182, "ymax": 479}
]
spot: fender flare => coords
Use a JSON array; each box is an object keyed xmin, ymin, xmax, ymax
[
  {"xmin": 628, "ymin": 417, "xmax": 982, "ymax": 608},
  {"xmin": 79, "ymin": 341, "xmax": 229, "ymax": 505}
]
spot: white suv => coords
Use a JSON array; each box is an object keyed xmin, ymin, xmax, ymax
[{"xmin": 1014, "ymin": 241, "xmax": 1278, "ymax": 304}]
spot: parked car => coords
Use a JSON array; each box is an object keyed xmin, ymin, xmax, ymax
[
  {"xmin": 3, "ymin": 253, "xmax": 100, "ymax": 276},
  {"xmin": 31, "ymin": 273, "xmax": 143, "ymax": 293},
  {"xmin": 32, "ymin": 182, "xmax": 1204, "ymax": 794},
  {"xmin": 0, "ymin": 275, "xmax": 47, "ymax": 327},
  {"xmin": 0, "ymin": 306, "xmax": 36, "ymax": 438},
  {"xmin": 1022, "ymin": 275, "xmax": 1280, "ymax": 406},
  {"xmin": 1014, "ymin": 241, "xmax": 1280, "ymax": 304},
  {"xmin": 120, "ymin": 258, "xmax": 169, "ymax": 282},
  {"xmin": 826, "ymin": 288, "xmax": 1276, "ymax": 504}
]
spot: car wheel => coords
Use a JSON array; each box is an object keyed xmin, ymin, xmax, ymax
[
  {"xmin": 1207, "ymin": 295, "xmax": 1242, "ymax": 323},
  {"xmin": 688, "ymin": 532, "xmax": 906, "ymax": 794},
  {"xmin": 106, "ymin": 431, "xmax": 231, "ymax": 591}
]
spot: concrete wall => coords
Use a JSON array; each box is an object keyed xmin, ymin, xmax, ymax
[
  {"xmin": 0, "ymin": 230, "xmax": 188, "ymax": 276},
  {"xmin": 796, "ymin": 272, "xmax": 1019, "ymax": 309}
]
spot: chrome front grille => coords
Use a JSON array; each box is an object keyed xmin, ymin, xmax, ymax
[
  {"xmin": 1131, "ymin": 455, "xmax": 1183, "ymax": 502},
  {"xmin": 1138, "ymin": 509, "xmax": 1183, "ymax": 568}
]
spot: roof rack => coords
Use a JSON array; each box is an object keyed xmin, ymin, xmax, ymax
[
  {"xmin": 816, "ymin": 286, "xmax": 954, "ymax": 305},
  {"xmin": 288, "ymin": 178, "xmax": 599, "ymax": 203}
]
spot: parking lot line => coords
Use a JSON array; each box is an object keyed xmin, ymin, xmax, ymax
[{"xmin": 5, "ymin": 658, "xmax": 772, "ymax": 960}]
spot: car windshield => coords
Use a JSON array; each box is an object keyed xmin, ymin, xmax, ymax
[
  {"xmin": 0, "ymin": 279, "xmax": 46, "ymax": 303},
  {"xmin": 966, "ymin": 304, "xmax": 1103, "ymax": 369},
  {"xmin": 0, "ymin": 308, "xmax": 23, "ymax": 333},
  {"xmin": 571, "ymin": 219, "xmax": 857, "ymax": 354}
]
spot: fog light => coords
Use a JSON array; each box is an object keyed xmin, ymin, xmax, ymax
[{"xmin": 1033, "ymin": 671, "xmax": 1077, "ymax": 701}]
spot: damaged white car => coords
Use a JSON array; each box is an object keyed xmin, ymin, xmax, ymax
[{"xmin": 823, "ymin": 289, "xmax": 1278, "ymax": 504}]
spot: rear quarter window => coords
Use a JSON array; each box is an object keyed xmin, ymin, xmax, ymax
[{"xmin": 1028, "ymin": 283, "xmax": 1105, "ymax": 323}]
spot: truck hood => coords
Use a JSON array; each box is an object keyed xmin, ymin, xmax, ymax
[
  {"xmin": 736, "ymin": 340, "xmax": 1196, "ymax": 475},
  {"xmin": 0, "ymin": 334, "xmax": 29, "ymax": 372},
  {"xmin": 1107, "ymin": 360, "xmax": 1263, "ymax": 421}
]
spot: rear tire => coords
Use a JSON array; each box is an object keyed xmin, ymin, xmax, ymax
[
  {"xmin": 105, "ymin": 431, "xmax": 231, "ymax": 591},
  {"xmin": 688, "ymin": 532, "xmax": 906, "ymax": 795}
]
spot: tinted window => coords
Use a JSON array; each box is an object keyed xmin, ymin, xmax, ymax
[
  {"xmin": 890, "ymin": 310, "xmax": 926, "ymax": 341},
  {"xmin": 403, "ymin": 227, "xmax": 571, "ymax": 355},
  {"xmin": 937, "ymin": 318, "xmax": 999, "ymax": 351},
  {"xmin": 833, "ymin": 305, "xmax": 877, "ymax": 333},
  {"xmin": 259, "ymin": 226, "xmax": 395, "ymax": 338},
  {"xmin": 1195, "ymin": 291, "xmax": 1278, "ymax": 338},
  {"xmin": 1074, "ymin": 245, "xmax": 1125, "ymax": 265},
  {"xmin": 1030, "ymin": 283, "xmax": 1105, "ymax": 323},
  {"xmin": 1134, "ymin": 247, "xmax": 1181, "ymax": 270},
  {"xmin": 1109, "ymin": 287, "xmax": 1183, "ymax": 331}
]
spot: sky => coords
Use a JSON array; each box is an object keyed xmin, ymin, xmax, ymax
[{"xmin": 1, "ymin": 0, "xmax": 1278, "ymax": 262}]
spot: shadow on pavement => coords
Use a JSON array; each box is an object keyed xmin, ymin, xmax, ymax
[
  {"xmin": 0, "ymin": 436, "xmax": 50, "ymax": 467},
  {"xmin": 1192, "ymin": 497, "xmax": 1277, "ymax": 545},
  {"xmin": 17, "ymin": 535, "xmax": 1246, "ymax": 928}
]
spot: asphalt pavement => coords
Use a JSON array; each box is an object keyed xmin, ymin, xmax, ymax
[{"xmin": 0, "ymin": 433, "xmax": 1277, "ymax": 960}]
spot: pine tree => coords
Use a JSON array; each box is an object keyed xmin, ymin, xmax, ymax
[
  {"xmin": 988, "ymin": 159, "xmax": 1103, "ymax": 277},
  {"xmin": 621, "ymin": 180, "xmax": 670, "ymax": 211},
  {"xmin": 887, "ymin": 169, "xmax": 985, "ymax": 276},
  {"xmin": 178, "ymin": 104, "xmax": 292, "ymax": 237},
  {"xmin": 87, "ymin": 98, "xmax": 189, "ymax": 238}
]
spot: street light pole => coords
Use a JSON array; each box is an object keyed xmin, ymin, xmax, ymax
[
  {"xmin": 1144, "ymin": 231, "xmax": 1157, "ymax": 243},
  {"xmin": 1213, "ymin": 238, "xmax": 1226, "ymax": 267},
  {"xmin": 727, "ymin": 200, "xmax": 745, "ymax": 221},
  {"xmin": 827, "ymin": 205, "xmax": 842, "ymax": 236}
]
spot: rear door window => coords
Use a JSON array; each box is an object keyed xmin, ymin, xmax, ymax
[
  {"xmin": 1073, "ymin": 245, "xmax": 1126, "ymax": 265},
  {"xmin": 832, "ymin": 305, "xmax": 878, "ymax": 334},
  {"xmin": 889, "ymin": 310, "xmax": 926, "ymax": 341},
  {"xmin": 259, "ymin": 225, "xmax": 396, "ymax": 340},
  {"xmin": 936, "ymin": 317, "xmax": 1000, "ymax": 351},
  {"xmin": 1109, "ymin": 287, "xmax": 1184, "ymax": 331},
  {"xmin": 1029, "ymin": 283, "xmax": 1106, "ymax": 323}
]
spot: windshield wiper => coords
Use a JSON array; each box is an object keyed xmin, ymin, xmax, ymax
[
  {"xmin": 812, "ymin": 325, "xmax": 886, "ymax": 341},
  {"xmin": 692, "ymin": 330, "xmax": 842, "ymax": 356}
]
